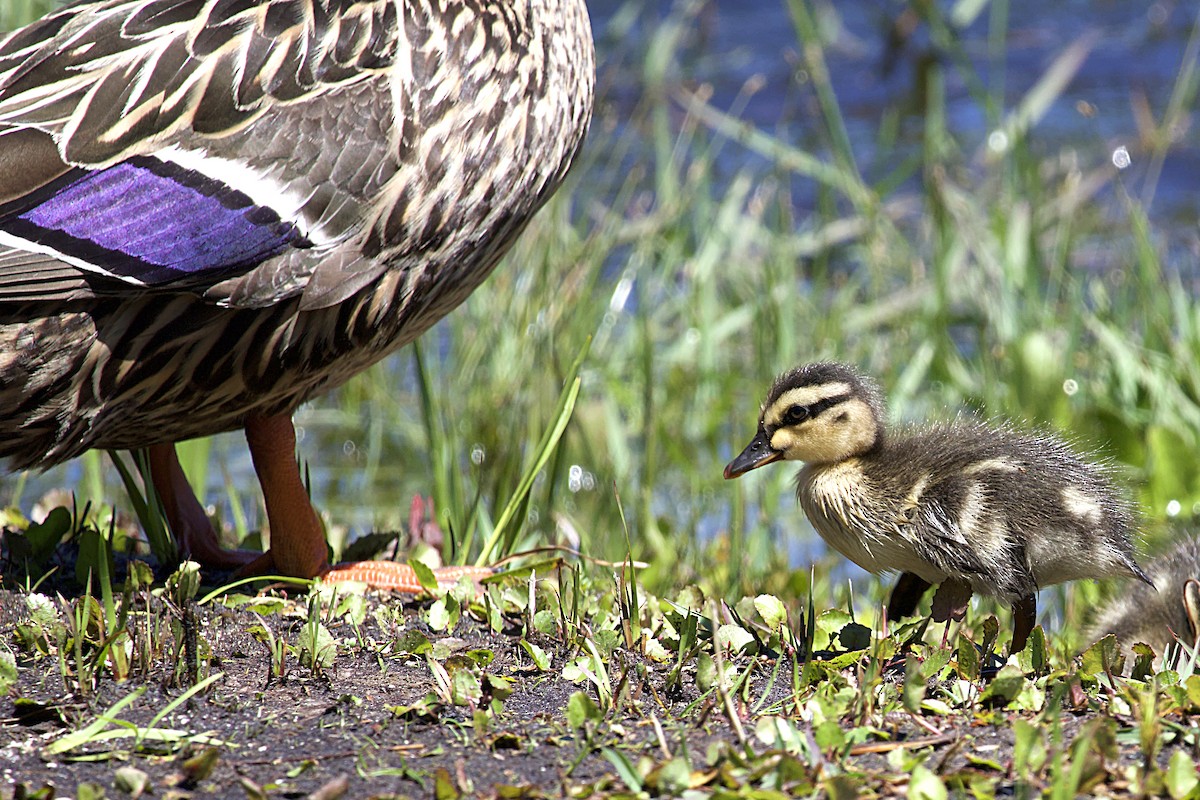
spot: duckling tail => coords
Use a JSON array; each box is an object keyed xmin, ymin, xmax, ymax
[{"xmin": 1127, "ymin": 558, "xmax": 1154, "ymax": 588}]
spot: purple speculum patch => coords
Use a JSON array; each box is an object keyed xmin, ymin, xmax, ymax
[{"xmin": 0, "ymin": 156, "xmax": 308, "ymax": 285}]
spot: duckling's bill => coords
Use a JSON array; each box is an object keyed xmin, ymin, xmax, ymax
[{"xmin": 724, "ymin": 427, "xmax": 783, "ymax": 479}]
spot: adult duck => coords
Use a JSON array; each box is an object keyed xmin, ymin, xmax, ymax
[{"xmin": 0, "ymin": 0, "xmax": 595, "ymax": 586}]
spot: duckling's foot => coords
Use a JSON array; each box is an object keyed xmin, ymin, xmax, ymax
[
  {"xmin": 888, "ymin": 572, "xmax": 933, "ymax": 620},
  {"xmin": 1009, "ymin": 593, "xmax": 1037, "ymax": 653}
]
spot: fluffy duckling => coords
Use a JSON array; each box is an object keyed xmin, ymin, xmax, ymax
[
  {"xmin": 1087, "ymin": 537, "xmax": 1200, "ymax": 666},
  {"xmin": 724, "ymin": 362, "xmax": 1151, "ymax": 652}
]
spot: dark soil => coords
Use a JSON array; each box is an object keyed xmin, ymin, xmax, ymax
[
  {"xmin": 0, "ymin": 582, "xmax": 735, "ymax": 798},
  {"xmin": 2, "ymin": 577, "xmax": 1198, "ymax": 799}
]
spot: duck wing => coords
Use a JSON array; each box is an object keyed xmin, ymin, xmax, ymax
[{"xmin": 0, "ymin": 0, "xmax": 402, "ymax": 308}]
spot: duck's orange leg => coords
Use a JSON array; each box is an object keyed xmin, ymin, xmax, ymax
[
  {"xmin": 148, "ymin": 443, "xmax": 257, "ymax": 569},
  {"xmin": 239, "ymin": 412, "xmax": 328, "ymax": 579},
  {"xmin": 152, "ymin": 412, "xmax": 491, "ymax": 592}
]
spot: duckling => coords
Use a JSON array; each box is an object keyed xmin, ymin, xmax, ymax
[
  {"xmin": 724, "ymin": 362, "xmax": 1151, "ymax": 652},
  {"xmin": 1087, "ymin": 537, "xmax": 1200, "ymax": 667}
]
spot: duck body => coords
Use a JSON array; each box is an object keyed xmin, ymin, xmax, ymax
[
  {"xmin": 726, "ymin": 362, "xmax": 1150, "ymax": 651},
  {"xmin": 799, "ymin": 420, "xmax": 1138, "ymax": 602},
  {"xmin": 0, "ymin": 0, "xmax": 594, "ymax": 465},
  {"xmin": 0, "ymin": 0, "xmax": 594, "ymax": 581}
]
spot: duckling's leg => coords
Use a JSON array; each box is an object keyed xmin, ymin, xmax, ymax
[
  {"xmin": 887, "ymin": 572, "xmax": 932, "ymax": 619},
  {"xmin": 1010, "ymin": 593, "xmax": 1037, "ymax": 653}
]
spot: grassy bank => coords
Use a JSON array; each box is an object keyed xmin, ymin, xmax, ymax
[{"xmin": 4, "ymin": 0, "xmax": 1200, "ymax": 624}]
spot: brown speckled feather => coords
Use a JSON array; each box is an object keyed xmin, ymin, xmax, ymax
[{"xmin": 0, "ymin": 0, "xmax": 594, "ymax": 469}]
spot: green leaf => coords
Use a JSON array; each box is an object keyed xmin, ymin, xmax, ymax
[
  {"xmin": 466, "ymin": 649, "xmax": 495, "ymax": 667},
  {"xmin": 113, "ymin": 766, "xmax": 151, "ymax": 795},
  {"xmin": 921, "ymin": 646, "xmax": 953, "ymax": 681},
  {"xmin": 1012, "ymin": 718, "xmax": 1046, "ymax": 777},
  {"xmin": 909, "ymin": 765, "xmax": 948, "ymax": 800},
  {"xmin": 965, "ymin": 753, "xmax": 1005, "ymax": 772},
  {"xmin": 715, "ymin": 623, "xmax": 755, "ymax": 655},
  {"xmin": 1166, "ymin": 749, "xmax": 1199, "ymax": 800},
  {"xmin": 23, "ymin": 506, "xmax": 71, "ymax": 563},
  {"xmin": 1028, "ymin": 626, "xmax": 1047, "ymax": 675},
  {"xmin": 45, "ymin": 688, "xmax": 146, "ymax": 755},
  {"xmin": 74, "ymin": 527, "xmax": 113, "ymax": 590},
  {"xmin": 0, "ymin": 649, "xmax": 15, "ymax": 696},
  {"xmin": 75, "ymin": 783, "xmax": 106, "ymax": 800},
  {"xmin": 566, "ymin": 691, "xmax": 601, "ymax": 729},
  {"xmin": 181, "ymin": 747, "xmax": 221, "ymax": 782},
  {"xmin": 450, "ymin": 669, "xmax": 483, "ymax": 706},
  {"xmin": 753, "ymin": 594, "xmax": 788, "ymax": 632},
  {"xmin": 166, "ymin": 561, "xmax": 201, "ymax": 605},
  {"xmin": 902, "ymin": 654, "xmax": 925, "ymax": 714},
  {"xmin": 813, "ymin": 719, "xmax": 845, "ymax": 751},
  {"xmin": 980, "ymin": 615, "xmax": 1001, "ymax": 658},
  {"xmin": 1130, "ymin": 643, "xmax": 1156, "ymax": 682},
  {"xmin": 392, "ymin": 629, "xmax": 431, "ymax": 656},
  {"xmin": 296, "ymin": 623, "xmax": 336, "ymax": 670},
  {"xmin": 434, "ymin": 768, "xmax": 460, "ymax": 800},
  {"xmin": 956, "ymin": 635, "xmax": 980, "ymax": 680},
  {"xmin": 814, "ymin": 609, "xmax": 853, "ymax": 651},
  {"xmin": 1079, "ymin": 634, "xmax": 1122, "ymax": 678},
  {"xmin": 484, "ymin": 674, "xmax": 514, "ymax": 701},
  {"xmin": 532, "ymin": 609, "xmax": 558, "ymax": 636},
  {"xmin": 1185, "ymin": 674, "xmax": 1200, "ymax": 710},
  {"xmin": 652, "ymin": 756, "xmax": 692, "ymax": 794},
  {"xmin": 409, "ymin": 559, "xmax": 439, "ymax": 594},
  {"xmin": 979, "ymin": 664, "xmax": 1027, "ymax": 706},
  {"xmin": 519, "ymin": 640, "xmax": 551, "ymax": 671},
  {"xmin": 426, "ymin": 599, "xmax": 453, "ymax": 632},
  {"xmin": 601, "ymin": 747, "xmax": 643, "ymax": 792}
]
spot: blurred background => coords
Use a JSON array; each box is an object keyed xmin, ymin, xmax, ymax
[{"xmin": 2, "ymin": 0, "xmax": 1198, "ymax": 642}]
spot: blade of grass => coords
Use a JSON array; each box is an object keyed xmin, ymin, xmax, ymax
[{"xmin": 475, "ymin": 337, "xmax": 591, "ymax": 565}]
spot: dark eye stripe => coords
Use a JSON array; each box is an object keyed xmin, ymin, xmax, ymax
[{"xmin": 785, "ymin": 392, "xmax": 851, "ymax": 424}]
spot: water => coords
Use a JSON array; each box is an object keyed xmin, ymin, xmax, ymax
[{"xmin": 590, "ymin": 0, "xmax": 1198, "ymax": 252}]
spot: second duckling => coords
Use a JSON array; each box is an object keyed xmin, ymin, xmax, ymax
[
  {"xmin": 1087, "ymin": 536, "xmax": 1200, "ymax": 667},
  {"xmin": 724, "ymin": 362, "xmax": 1151, "ymax": 652}
]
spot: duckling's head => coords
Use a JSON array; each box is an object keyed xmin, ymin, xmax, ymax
[{"xmin": 724, "ymin": 362, "xmax": 885, "ymax": 478}]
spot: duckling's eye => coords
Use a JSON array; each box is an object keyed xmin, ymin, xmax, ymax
[{"xmin": 783, "ymin": 405, "xmax": 810, "ymax": 425}]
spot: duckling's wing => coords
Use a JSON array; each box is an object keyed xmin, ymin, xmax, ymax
[
  {"xmin": 910, "ymin": 499, "xmax": 990, "ymax": 580},
  {"xmin": 0, "ymin": 0, "xmax": 399, "ymax": 308},
  {"xmin": 910, "ymin": 488, "xmax": 1037, "ymax": 601}
]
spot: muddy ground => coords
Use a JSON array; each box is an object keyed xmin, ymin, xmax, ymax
[{"xmin": 0, "ymin": 577, "xmax": 1196, "ymax": 798}]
